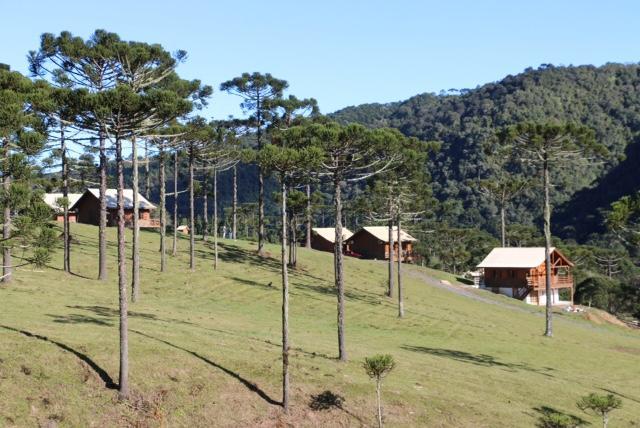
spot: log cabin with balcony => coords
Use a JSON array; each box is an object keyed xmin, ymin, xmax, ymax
[
  {"xmin": 346, "ymin": 226, "xmax": 417, "ymax": 262},
  {"xmin": 476, "ymin": 247, "xmax": 574, "ymax": 306},
  {"xmin": 70, "ymin": 188, "xmax": 160, "ymax": 228}
]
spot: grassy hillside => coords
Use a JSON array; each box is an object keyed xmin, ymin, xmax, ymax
[{"xmin": 0, "ymin": 223, "xmax": 639, "ymax": 427}]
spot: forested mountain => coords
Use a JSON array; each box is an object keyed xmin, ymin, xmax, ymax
[{"xmin": 331, "ymin": 63, "xmax": 640, "ymax": 242}]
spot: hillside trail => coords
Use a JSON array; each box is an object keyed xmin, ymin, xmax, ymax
[
  {"xmin": 404, "ymin": 265, "xmax": 537, "ymax": 315},
  {"xmin": 404, "ymin": 264, "xmax": 640, "ymax": 336}
]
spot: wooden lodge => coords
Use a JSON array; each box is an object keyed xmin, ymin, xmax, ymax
[
  {"xmin": 176, "ymin": 225, "xmax": 190, "ymax": 235},
  {"xmin": 346, "ymin": 226, "xmax": 417, "ymax": 262},
  {"xmin": 70, "ymin": 189, "xmax": 160, "ymax": 228},
  {"xmin": 476, "ymin": 247, "xmax": 574, "ymax": 306},
  {"xmin": 310, "ymin": 227, "xmax": 353, "ymax": 253},
  {"xmin": 43, "ymin": 193, "xmax": 82, "ymax": 222}
]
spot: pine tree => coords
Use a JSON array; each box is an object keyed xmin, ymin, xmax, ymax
[
  {"xmin": 220, "ymin": 73, "xmax": 288, "ymax": 255},
  {"xmin": 505, "ymin": 122, "xmax": 605, "ymax": 337}
]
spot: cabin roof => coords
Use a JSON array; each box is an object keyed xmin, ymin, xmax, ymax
[
  {"xmin": 312, "ymin": 227, "xmax": 353, "ymax": 243},
  {"xmin": 477, "ymin": 247, "xmax": 573, "ymax": 268},
  {"xmin": 70, "ymin": 189, "xmax": 156, "ymax": 210},
  {"xmin": 43, "ymin": 193, "xmax": 83, "ymax": 212},
  {"xmin": 176, "ymin": 225, "xmax": 189, "ymax": 230},
  {"xmin": 353, "ymin": 226, "xmax": 418, "ymax": 243}
]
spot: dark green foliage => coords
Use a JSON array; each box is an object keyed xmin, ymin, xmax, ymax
[
  {"xmin": 534, "ymin": 406, "xmax": 585, "ymax": 428},
  {"xmin": 332, "ymin": 63, "xmax": 640, "ymax": 241},
  {"xmin": 577, "ymin": 393, "xmax": 622, "ymax": 428},
  {"xmin": 363, "ymin": 354, "xmax": 396, "ymax": 380}
]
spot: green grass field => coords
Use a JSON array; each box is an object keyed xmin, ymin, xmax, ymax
[{"xmin": 0, "ymin": 223, "xmax": 638, "ymax": 427}]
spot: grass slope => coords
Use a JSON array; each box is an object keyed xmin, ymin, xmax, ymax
[{"xmin": 0, "ymin": 223, "xmax": 639, "ymax": 427}]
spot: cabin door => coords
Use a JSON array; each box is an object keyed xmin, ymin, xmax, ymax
[{"xmin": 529, "ymin": 291, "xmax": 539, "ymax": 305}]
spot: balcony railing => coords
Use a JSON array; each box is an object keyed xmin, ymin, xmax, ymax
[{"xmin": 526, "ymin": 274, "xmax": 573, "ymax": 289}]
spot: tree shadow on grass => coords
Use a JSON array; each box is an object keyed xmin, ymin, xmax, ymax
[
  {"xmin": 217, "ymin": 243, "xmax": 281, "ymax": 272},
  {"xmin": 294, "ymin": 282, "xmax": 383, "ymax": 306},
  {"xmin": 45, "ymin": 264, "xmax": 95, "ymax": 280},
  {"xmin": 66, "ymin": 305, "xmax": 197, "ymax": 328},
  {"xmin": 228, "ymin": 276, "xmax": 277, "ymax": 290},
  {"xmin": 599, "ymin": 387, "xmax": 640, "ymax": 405},
  {"xmin": 0, "ymin": 324, "xmax": 117, "ymax": 389},
  {"xmin": 531, "ymin": 406, "xmax": 588, "ymax": 427},
  {"xmin": 47, "ymin": 314, "xmax": 113, "ymax": 326},
  {"xmin": 402, "ymin": 346, "xmax": 554, "ymax": 377},
  {"xmin": 131, "ymin": 329, "xmax": 280, "ymax": 407},
  {"xmin": 310, "ymin": 390, "xmax": 344, "ymax": 410},
  {"xmin": 309, "ymin": 390, "xmax": 366, "ymax": 424}
]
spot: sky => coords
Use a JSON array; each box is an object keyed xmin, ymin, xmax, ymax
[{"xmin": 2, "ymin": 0, "xmax": 640, "ymax": 120}]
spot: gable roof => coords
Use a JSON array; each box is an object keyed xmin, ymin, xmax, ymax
[
  {"xmin": 312, "ymin": 227, "xmax": 353, "ymax": 243},
  {"xmin": 71, "ymin": 189, "xmax": 156, "ymax": 210},
  {"xmin": 43, "ymin": 193, "xmax": 83, "ymax": 212},
  {"xmin": 476, "ymin": 247, "xmax": 573, "ymax": 268},
  {"xmin": 353, "ymin": 226, "xmax": 417, "ymax": 243}
]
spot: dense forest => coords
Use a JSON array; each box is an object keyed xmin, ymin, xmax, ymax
[{"xmin": 331, "ymin": 63, "xmax": 640, "ymax": 242}]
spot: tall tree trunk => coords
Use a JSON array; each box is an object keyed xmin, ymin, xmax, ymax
[
  {"xmin": 305, "ymin": 184, "xmax": 312, "ymax": 248},
  {"xmin": 292, "ymin": 217, "xmax": 297, "ymax": 267},
  {"xmin": 500, "ymin": 202, "xmax": 506, "ymax": 247},
  {"xmin": 131, "ymin": 137, "xmax": 140, "ymax": 302},
  {"xmin": 61, "ymin": 124, "xmax": 70, "ymax": 273},
  {"xmin": 172, "ymin": 150, "xmax": 178, "ymax": 257},
  {"xmin": 334, "ymin": 177, "xmax": 347, "ymax": 361},
  {"xmin": 115, "ymin": 135, "xmax": 129, "ymax": 400},
  {"xmin": 376, "ymin": 379, "xmax": 383, "ymax": 428},
  {"xmin": 203, "ymin": 167, "xmax": 209, "ymax": 241},
  {"xmin": 98, "ymin": 127, "xmax": 108, "ymax": 281},
  {"xmin": 280, "ymin": 179, "xmax": 290, "ymax": 413},
  {"xmin": 213, "ymin": 168, "xmax": 218, "ymax": 270},
  {"xmin": 256, "ymin": 94, "xmax": 266, "ymax": 255},
  {"xmin": 2, "ymin": 139, "xmax": 11, "ymax": 283},
  {"xmin": 397, "ymin": 217, "xmax": 404, "ymax": 318},
  {"xmin": 543, "ymin": 153, "xmax": 553, "ymax": 337},
  {"xmin": 388, "ymin": 219, "xmax": 394, "ymax": 298},
  {"xmin": 144, "ymin": 140, "xmax": 150, "ymax": 200},
  {"xmin": 189, "ymin": 145, "xmax": 195, "ymax": 271},
  {"xmin": 232, "ymin": 165, "xmax": 237, "ymax": 240},
  {"xmin": 159, "ymin": 145, "xmax": 166, "ymax": 272}
]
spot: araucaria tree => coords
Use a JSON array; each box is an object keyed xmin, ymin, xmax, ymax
[
  {"xmin": 304, "ymin": 122, "xmax": 401, "ymax": 361},
  {"xmin": 505, "ymin": 122, "xmax": 604, "ymax": 337},
  {"xmin": 577, "ymin": 393, "xmax": 622, "ymax": 428},
  {"xmin": 359, "ymin": 132, "xmax": 434, "ymax": 314},
  {"xmin": 363, "ymin": 354, "xmax": 396, "ymax": 428},
  {"xmin": 476, "ymin": 144, "xmax": 528, "ymax": 247},
  {"xmin": 0, "ymin": 66, "xmax": 49, "ymax": 283},
  {"xmin": 220, "ymin": 72, "xmax": 288, "ymax": 255},
  {"xmin": 181, "ymin": 117, "xmax": 215, "ymax": 271},
  {"xmin": 257, "ymin": 137, "xmax": 321, "ymax": 413},
  {"xmin": 202, "ymin": 123, "xmax": 241, "ymax": 269},
  {"xmin": 86, "ymin": 35, "xmax": 207, "ymax": 400},
  {"xmin": 29, "ymin": 30, "xmax": 120, "ymax": 281}
]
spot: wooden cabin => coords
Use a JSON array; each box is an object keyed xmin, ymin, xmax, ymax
[
  {"xmin": 70, "ymin": 188, "xmax": 159, "ymax": 228},
  {"xmin": 43, "ymin": 193, "xmax": 82, "ymax": 222},
  {"xmin": 346, "ymin": 226, "xmax": 417, "ymax": 262},
  {"xmin": 476, "ymin": 247, "xmax": 574, "ymax": 306},
  {"xmin": 310, "ymin": 227, "xmax": 353, "ymax": 253},
  {"xmin": 176, "ymin": 225, "xmax": 190, "ymax": 235}
]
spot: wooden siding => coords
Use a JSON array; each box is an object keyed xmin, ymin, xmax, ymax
[
  {"xmin": 349, "ymin": 230, "xmax": 414, "ymax": 262},
  {"xmin": 481, "ymin": 249, "xmax": 573, "ymax": 303}
]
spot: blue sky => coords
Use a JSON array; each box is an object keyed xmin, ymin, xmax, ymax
[{"xmin": 2, "ymin": 0, "xmax": 640, "ymax": 119}]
